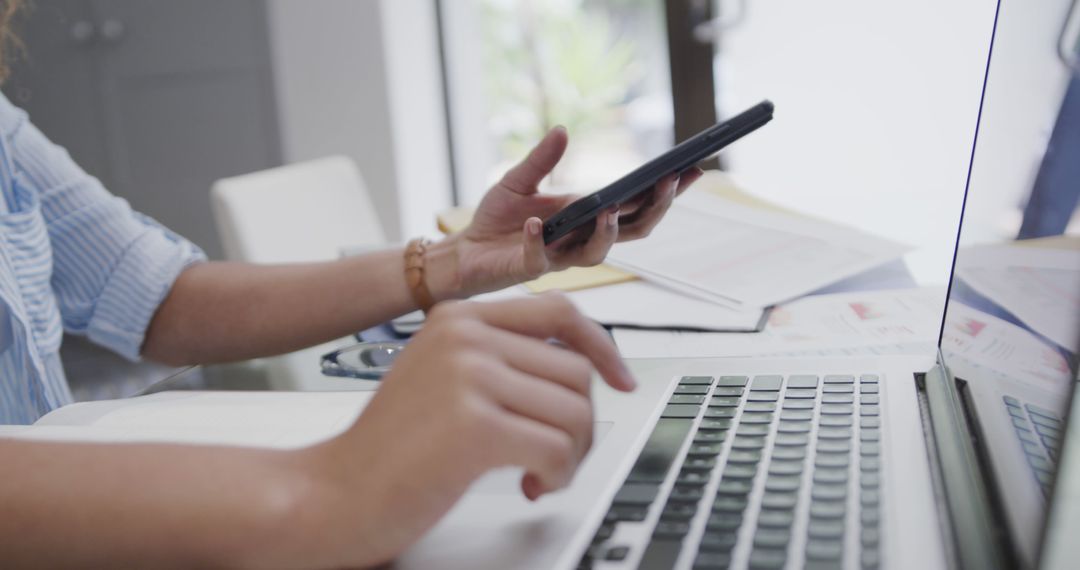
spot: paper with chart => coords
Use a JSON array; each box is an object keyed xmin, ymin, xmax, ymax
[
  {"xmin": 613, "ymin": 287, "xmax": 943, "ymax": 358},
  {"xmin": 956, "ymin": 244, "xmax": 1080, "ymax": 352},
  {"xmin": 606, "ymin": 190, "xmax": 911, "ymax": 308},
  {"xmin": 940, "ymin": 302, "xmax": 1075, "ymax": 395}
]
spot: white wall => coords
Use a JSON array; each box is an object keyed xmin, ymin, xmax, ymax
[
  {"xmin": 716, "ymin": 0, "xmax": 1000, "ymax": 284},
  {"xmin": 266, "ymin": 0, "xmax": 452, "ymax": 241}
]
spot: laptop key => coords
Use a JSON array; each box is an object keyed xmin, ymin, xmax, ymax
[
  {"xmin": 717, "ymin": 375, "xmax": 749, "ymax": 387},
  {"xmin": 820, "ymin": 403, "xmax": 854, "ymax": 415},
  {"xmin": 748, "ymin": 548, "xmax": 787, "ymax": 569},
  {"xmin": 677, "ymin": 470, "xmax": 711, "ymax": 486},
  {"xmin": 661, "ymin": 502, "xmax": 697, "ymax": 521},
  {"xmin": 693, "ymin": 551, "xmax": 732, "ymax": 569},
  {"xmin": 728, "ymin": 449, "xmax": 763, "ymax": 463},
  {"xmin": 817, "ymin": 439, "xmax": 851, "ymax": 453},
  {"xmin": 861, "ymin": 417, "xmax": 881, "ymax": 429},
  {"xmin": 689, "ymin": 443, "xmax": 724, "ymax": 457},
  {"xmin": 806, "ymin": 538, "xmax": 844, "ymax": 560},
  {"xmin": 654, "ymin": 521, "xmax": 690, "ymax": 538},
  {"xmin": 752, "ymin": 375, "xmax": 784, "ymax": 391},
  {"xmin": 861, "ymin": 472, "xmax": 881, "ymax": 489},
  {"xmin": 783, "ymin": 399, "xmax": 815, "ymax": 410},
  {"xmin": 699, "ymin": 533, "xmax": 738, "ymax": 552},
  {"xmin": 820, "ymin": 415, "xmax": 853, "ymax": 427},
  {"xmin": 814, "ymin": 468, "xmax": 848, "ymax": 484},
  {"xmin": 625, "ymin": 418, "xmax": 694, "ymax": 483},
  {"xmin": 860, "ymin": 374, "xmax": 880, "ymax": 383},
  {"xmin": 705, "ymin": 408, "xmax": 737, "ymax": 419},
  {"xmin": 807, "ymin": 519, "xmax": 845, "ymax": 539},
  {"xmin": 723, "ymin": 464, "xmax": 758, "ymax": 479},
  {"xmin": 681, "ymin": 376, "xmax": 714, "ymax": 385},
  {"xmin": 861, "ymin": 457, "xmax": 881, "ymax": 471},
  {"xmin": 861, "ymin": 489, "xmax": 881, "ymax": 506},
  {"xmin": 713, "ymin": 495, "xmax": 748, "ymax": 512},
  {"xmin": 860, "ymin": 384, "xmax": 880, "ymax": 394},
  {"xmin": 732, "ymin": 435, "xmax": 767, "ymax": 449},
  {"xmin": 771, "ymin": 446, "xmax": 807, "ymax": 460},
  {"xmin": 706, "ymin": 512, "xmax": 743, "ymax": 531},
  {"xmin": 715, "ymin": 479, "xmax": 754, "ymax": 496},
  {"xmin": 764, "ymin": 475, "xmax": 802, "ymax": 492},
  {"xmin": 757, "ymin": 509, "xmax": 795, "ymax": 528},
  {"xmin": 861, "ymin": 443, "xmax": 882, "ymax": 456},
  {"xmin": 709, "ymin": 396, "xmax": 742, "ymax": 407},
  {"xmin": 809, "ymin": 501, "xmax": 846, "ymax": 519},
  {"xmin": 818, "ymin": 426, "xmax": 853, "ymax": 439},
  {"xmin": 737, "ymin": 424, "xmax": 771, "ymax": 436},
  {"xmin": 775, "ymin": 433, "xmax": 810, "ymax": 446},
  {"xmin": 784, "ymin": 388, "xmax": 817, "ymax": 399},
  {"xmin": 605, "ymin": 505, "xmax": 648, "ymax": 522},
  {"xmin": 761, "ymin": 492, "xmax": 798, "ymax": 510},
  {"xmin": 605, "ymin": 545, "xmax": 630, "ymax": 561},
  {"xmin": 638, "ymin": 539, "xmax": 683, "ymax": 570},
  {"xmin": 699, "ymin": 419, "xmax": 733, "ymax": 431},
  {"xmin": 860, "ymin": 405, "xmax": 881, "ymax": 416},
  {"xmin": 746, "ymin": 401, "xmax": 778, "ymax": 412},
  {"xmin": 822, "ymin": 393, "xmax": 854, "ymax": 404},
  {"xmin": 767, "ymin": 461, "xmax": 804, "ymax": 476},
  {"xmin": 824, "ymin": 375, "xmax": 855, "ymax": 384},
  {"xmin": 674, "ymin": 384, "xmax": 710, "ymax": 395},
  {"xmin": 780, "ymin": 409, "xmax": 814, "ymax": 421},
  {"xmin": 778, "ymin": 421, "xmax": 811, "ymax": 433},
  {"xmin": 788, "ymin": 375, "xmax": 819, "ymax": 388},
  {"xmin": 811, "ymin": 484, "xmax": 847, "ymax": 501},
  {"xmin": 669, "ymin": 485, "xmax": 705, "ymax": 503},
  {"xmin": 713, "ymin": 386, "xmax": 745, "ymax": 397},
  {"xmin": 815, "ymin": 454, "xmax": 850, "ymax": 468},
  {"xmin": 694, "ymin": 431, "xmax": 728, "ymax": 444},
  {"xmin": 752, "ymin": 528, "xmax": 791, "ymax": 548},
  {"xmin": 613, "ymin": 483, "xmax": 659, "ymax": 506},
  {"xmin": 749, "ymin": 392, "xmax": 780, "ymax": 402},
  {"xmin": 740, "ymin": 412, "xmax": 775, "ymax": 424},
  {"xmin": 860, "ymin": 429, "xmax": 881, "ymax": 441},
  {"xmin": 862, "ymin": 394, "xmax": 881, "ymax": 405},
  {"xmin": 824, "ymin": 384, "xmax": 854, "ymax": 394},
  {"xmin": 662, "ymin": 404, "xmax": 700, "ymax": 419},
  {"xmin": 670, "ymin": 394, "xmax": 706, "ymax": 405}
]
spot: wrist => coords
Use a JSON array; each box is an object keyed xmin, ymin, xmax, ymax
[{"xmin": 421, "ymin": 234, "xmax": 464, "ymax": 302}]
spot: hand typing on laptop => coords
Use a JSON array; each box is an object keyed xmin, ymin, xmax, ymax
[{"xmin": 300, "ymin": 294, "xmax": 635, "ymax": 567}]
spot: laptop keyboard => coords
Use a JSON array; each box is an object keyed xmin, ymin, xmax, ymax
[
  {"xmin": 581, "ymin": 374, "xmax": 884, "ymax": 570},
  {"xmin": 1003, "ymin": 395, "xmax": 1063, "ymax": 496}
]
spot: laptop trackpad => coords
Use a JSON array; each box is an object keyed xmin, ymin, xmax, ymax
[{"xmin": 470, "ymin": 422, "xmax": 615, "ymax": 495}]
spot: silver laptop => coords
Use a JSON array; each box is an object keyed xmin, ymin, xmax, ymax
[{"xmin": 395, "ymin": 2, "xmax": 1080, "ymax": 568}]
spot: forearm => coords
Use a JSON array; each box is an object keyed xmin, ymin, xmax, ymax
[
  {"xmin": 0, "ymin": 439, "xmax": 336, "ymax": 568},
  {"xmin": 142, "ymin": 239, "xmax": 461, "ymax": 365}
]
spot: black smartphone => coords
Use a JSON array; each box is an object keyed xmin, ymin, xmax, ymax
[{"xmin": 542, "ymin": 100, "xmax": 774, "ymax": 244}]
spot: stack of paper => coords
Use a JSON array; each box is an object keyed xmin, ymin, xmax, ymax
[{"xmin": 606, "ymin": 189, "xmax": 911, "ymax": 310}]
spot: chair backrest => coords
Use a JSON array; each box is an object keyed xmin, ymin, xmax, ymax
[{"xmin": 211, "ymin": 156, "xmax": 386, "ymax": 264}]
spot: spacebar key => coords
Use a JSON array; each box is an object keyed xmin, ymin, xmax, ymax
[{"xmin": 625, "ymin": 418, "xmax": 695, "ymax": 483}]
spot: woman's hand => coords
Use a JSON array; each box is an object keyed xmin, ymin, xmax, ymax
[
  {"xmin": 307, "ymin": 294, "xmax": 635, "ymax": 567},
  {"xmin": 445, "ymin": 127, "xmax": 704, "ymax": 297}
]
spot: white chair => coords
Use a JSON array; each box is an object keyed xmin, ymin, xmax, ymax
[
  {"xmin": 210, "ymin": 156, "xmax": 387, "ymax": 390},
  {"xmin": 211, "ymin": 155, "xmax": 386, "ymax": 264}
]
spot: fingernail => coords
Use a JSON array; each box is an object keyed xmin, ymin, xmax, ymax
[
  {"xmin": 607, "ymin": 210, "xmax": 619, "ymax": 226},
  {"xmin": 529, "ymin": 218, "xmax": 542, "ymax": 235}
]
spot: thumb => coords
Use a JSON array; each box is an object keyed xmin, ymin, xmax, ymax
[
  {"xmin": 501, "ymin": 126, "xmax": 569, "ymax": 195},
  {"xmin": 522, "ymin": 217, "xmax": 549, "ymax": 278}
]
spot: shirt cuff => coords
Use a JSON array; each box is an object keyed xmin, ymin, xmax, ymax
[{"xmin": 86, "ymin": 229, "xmax": 206, "ymax": 361}]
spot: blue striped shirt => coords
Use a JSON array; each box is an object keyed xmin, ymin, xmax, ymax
[{"xmin": 0, "ymin": 92, "xmax": 205, "ymax": 424}]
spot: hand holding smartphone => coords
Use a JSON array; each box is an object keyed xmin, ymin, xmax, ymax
[{"xmin": 542, "ymin": 100, "xmax": 774, "ymax": 244}]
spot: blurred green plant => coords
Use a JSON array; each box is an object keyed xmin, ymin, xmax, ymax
[{"xmin": 481, "ymin": 0, "xmax": 644, "ymax": 164}]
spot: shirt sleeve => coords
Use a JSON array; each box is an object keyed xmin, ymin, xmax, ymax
[{"xmin": 0, "ymin": 95, "xmax": 206, "ymax": 361}]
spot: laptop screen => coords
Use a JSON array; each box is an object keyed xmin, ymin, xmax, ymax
[{"xmin": 937, "ymin": 0, "xmax": 1080, "ymax": 565}]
